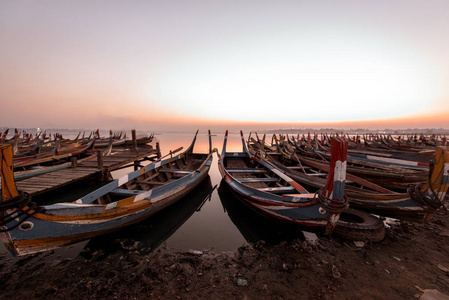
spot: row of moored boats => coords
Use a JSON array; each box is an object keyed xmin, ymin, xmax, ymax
[
  {"xmin": 0, "ymin": 129, "xmax": 153, "ymax": 181},
  {"xmin": 0, "ymin": 130, "xmax": 448, "ymax": 256}
]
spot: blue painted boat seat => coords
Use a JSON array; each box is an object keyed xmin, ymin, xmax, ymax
[
  {"xmin": 227, "ymin": 168, "xmax": 268, "ymax": 173},
  {"xmin": 109, "ymin": 188, "xmax": 146, "ymax": 197},
  {"xmin": 158, "ymin": 169, "xmax": 192, "ymax": 174},
  {"xmin": 257, "ymin": 186, "xmax": 297, "ymax": 193},
  {"xmin": 237, "ymin": 177, "xmax": 278, "ymax": 183}
]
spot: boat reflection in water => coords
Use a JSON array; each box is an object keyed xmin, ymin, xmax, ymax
[
  {"xmin": 80, "ymin": 177, "xmax": 216, "ymax": 258},
  {"xmin": 218, "ymin": 179, "xmax": 306, "ymax": 246}
]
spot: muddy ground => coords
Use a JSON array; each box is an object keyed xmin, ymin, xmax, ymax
[{"xmin": 2, "ymin": 212, "xmax": 449, "ymax": 300}]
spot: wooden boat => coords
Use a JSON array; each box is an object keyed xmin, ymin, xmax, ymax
[
  {"xmin": 13, "ymin": 136, "xmax": 112, "ymax": 181},
  {"xmin": 14, "ymin": 139, "xmax": 45, "ymax": 157},
  {"xmin": 95, "ymin": 131, "xmax": 126, "ymax": 148},
  {"xmin": 249, "ymin": 134, "xmax": 449, "ymax": 222},
  {"xmin": 13, "ymin": 136, "xmax": 98, "ymax": 171},
  {"xmin": 248, "ymin": 135, "xmax": 396, "ymax": 197},
  {"xmin": 284, "ymin": 134, "xmax": 429, "ymax": 191},
  {"xmin": 219, "ymin": 179, "xmax": 385, "ymax": 243},
  {"xmin": 0, "ymin": 130, "xmax": 214, "ymax": 256},
  {"xmin": 218, "ymin": 180, "xmax": 312, "ymax": 245},
  {"xmin": 83, "ymin": 177, "xmax": 215, "ymax": 256},
  {"xmin": 218, "ymin": 131, "xmax": 348, "ymax": 235},
  {"xmin": 0, "ymin": 129, "xmax": 9, "ymax": 144},
  {"xmin": 342, "ymin": 145, "xmax": 449, "ymax": 222},
  {"xmin": 123, "ymin": 133, "xmax": 154, "ymax": 146}
]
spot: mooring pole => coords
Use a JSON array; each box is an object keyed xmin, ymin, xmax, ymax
[
  {"xmin": 96, "ymin": 149, "xmax": 103, "ymax": 169},
  {"xmin": 131, "ymin": 129, "xmax": 137, "ymax": 150},
  {"xmin": 156, "ymin": 142, "xmax": 161, "ymax": 159},
  {"xmin": 71, "ymin": 157, "xmax": 77, "ymax": 168}
]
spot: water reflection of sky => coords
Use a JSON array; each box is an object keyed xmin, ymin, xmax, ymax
[
  {"xmin": 138, "ymin": 132, "xmax": 306, "ymax": 252},
  {"xmin": 150, "ymin": 132, "xmax": 248, "ymax": 252}
]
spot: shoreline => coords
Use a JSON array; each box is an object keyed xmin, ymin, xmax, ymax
[{"xmin": 2, "ymin": 213, "xmax": 449, "ymax": 299}]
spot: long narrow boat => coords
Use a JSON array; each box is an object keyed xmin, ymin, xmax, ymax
[
  {"xmin": 0, "ymin": 130, "xmax": 214, "ymax": 256},
  {"xmin": 288, "ymin": 135, "xmax": 429, "ymax": 191},
  {"xmin": 248, "ymin": 135, "xmax": 396, "ymax": 197},
  {"xmin": 123, "ymin": 133, "xmax": 154, "ymax": 146},
  {"xmin": 218, "ymin": 180, "xmax": 313, "ymax": 245},
  {"xmin": 85, "ymin": 177, "xmax": 215, "ymax": 255},
  {"xmin": 0, "ymin": 129, "xmax": 9, "ymax": 144},
  {"xmin": 218, "ymin": 130, "xmax": 348, "ymax": 235},
  {"xmin": 343, "ymin": 145, "xmax": 449, "ymax": 222},
  {"xmin": 13, "ymin": 135, "xmax": 113, "ymax": 181},
  {"xmin": 95, "ymin": 131, "xmax": 126, "ymax": 148},
  {"xmin": 13, "ymin": 136, "xmax": 97, "ymax": 170}
]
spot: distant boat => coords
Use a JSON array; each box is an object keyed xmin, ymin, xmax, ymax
[
  {"xmin": 123, "ymin": 133, "xmax": 154, "ymax": 146},
  {"xmin": 94, "ymin": 130, "xmax": 126, "ymax": 148},
  {"xmin": 13, "ymin": 135, "xmax": 113, "ymax": 181}
]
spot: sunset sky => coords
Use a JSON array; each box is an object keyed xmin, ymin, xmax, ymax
[{"xmin": 1, "ymin": 0, "xmax": 448, "ymax": 132}]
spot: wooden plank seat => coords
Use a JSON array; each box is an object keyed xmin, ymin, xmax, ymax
[
  {"xmin": 257, "ymin": 186, "xmax": 297, "ymax": 193},
  {"xmin": 109, "ymin": 188, "xmax": 146, "ymax": 197},
  {"xmin": 227, "ymin": 168, "xmax": 268, "ymax": 173},
  {"xmin": 135, "ymin": 180, "xmax": 166, "ymax": 185},
  {"xmin": 286, "ymin": 166, "xmax": 310, "ymax": 170},
  {"xmin": 237, "ymin": 177, "xmax": 279, "ymax": 183},
  {"xmin": 158, "ymin": 169, "xmax": 192, "ymax": 174},
  {"xmin": 143, "ymin": 172, "xmax": 162, "ymax": 181}
]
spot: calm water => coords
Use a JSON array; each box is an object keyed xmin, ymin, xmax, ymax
[{"xmin": 1, "ymin": 131, "xmax": 307, "ymax": 261}]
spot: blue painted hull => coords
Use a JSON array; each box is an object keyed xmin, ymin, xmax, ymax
[
  {"xmin": 1, "ymin": 131, "xmax": 214, "ymax": 256},
  {"xmin": 217, "ymin": 131, "xmax": 342, "ymax": 231}
]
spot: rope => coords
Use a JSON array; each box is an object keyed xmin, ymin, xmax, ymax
[
  {"xmin": 407, "ymin": 183, "xmax": 442, "ymax": 212},
  {"xmin": 407, "ymin": 160, "xmax": 447, "ymax": 213},
  {"xmin": 0, "ymin": 191, "xmax": 32, "ymax": 210},
  {"xmin": 0, "ymin": 191, "xmax": 45, "ymax": 232},
  {"xmin": 314, "ymin": 187, "xmax": 349, "ymax": 213}
]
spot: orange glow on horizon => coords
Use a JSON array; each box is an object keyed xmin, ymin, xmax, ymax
[
  {"xmin": 1, "ymin": 2, "xmax": 449, "ymax": 133},
  {"xmin": 101, "ymin": 108, "xmax": 449, "ymax": 132}
]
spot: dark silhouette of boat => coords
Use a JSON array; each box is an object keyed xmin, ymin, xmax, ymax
[
  {"xmin": 80, "ymin": 177, "xmax": 215, "ymax": 257},
  {"xmin": 218, "ymin": 180, "xmax": 306, "ymax": 246}
]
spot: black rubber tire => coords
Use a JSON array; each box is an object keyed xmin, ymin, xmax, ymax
[{"xmin": 332, "ymin": 208, "xmax": 385, "ymax": 242}]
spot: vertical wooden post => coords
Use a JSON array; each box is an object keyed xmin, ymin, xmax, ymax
[
  {"xmin": 97, "ymin": 149, "xmax": 103, "ymax": 169},
  {"xmin": 71, "ymin": 157, "xmax": 77, "ymax": 168},
  {"xmin": 156, "ymin": 142, "xmax": 161, "ymax": 159},
  {"xmin": 132, "ymin": 130, "xmax": 138, "ymax": 169},
  {"xmin": 131, "ymin": 129, "xmax": 137, "ymax": 150}
]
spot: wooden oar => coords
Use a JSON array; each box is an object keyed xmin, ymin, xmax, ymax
[{"xmin": 158, "ymin": 147, "xmax": 183, "ymax": 161}]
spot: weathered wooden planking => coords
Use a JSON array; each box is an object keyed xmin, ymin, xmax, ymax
[
  {"xmin": 102, "ymin": 149, "xmax": 158, "ymax": 171},
  {"xmin": 16, "ymin": 169, "xmax": 99, "ymax": 196},
  {"xmin": 15, "ymin": 146, "xmax": 160, "ymax": 196}
]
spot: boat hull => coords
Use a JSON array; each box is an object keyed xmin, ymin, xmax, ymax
[
  {"xmin": 1, "ymin": 131, "xmax": 214, "ymax": 256},
  {"xmin": 1, "ymin": 168, "xmax": 210, "ymax": 256},
  {"xmin": 222, "ymin": 176, "xmax": 330, "ymax": 227},
  {"xmin": 217, "ymin": 131, "xmax": 347, "ymax": 233}
]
